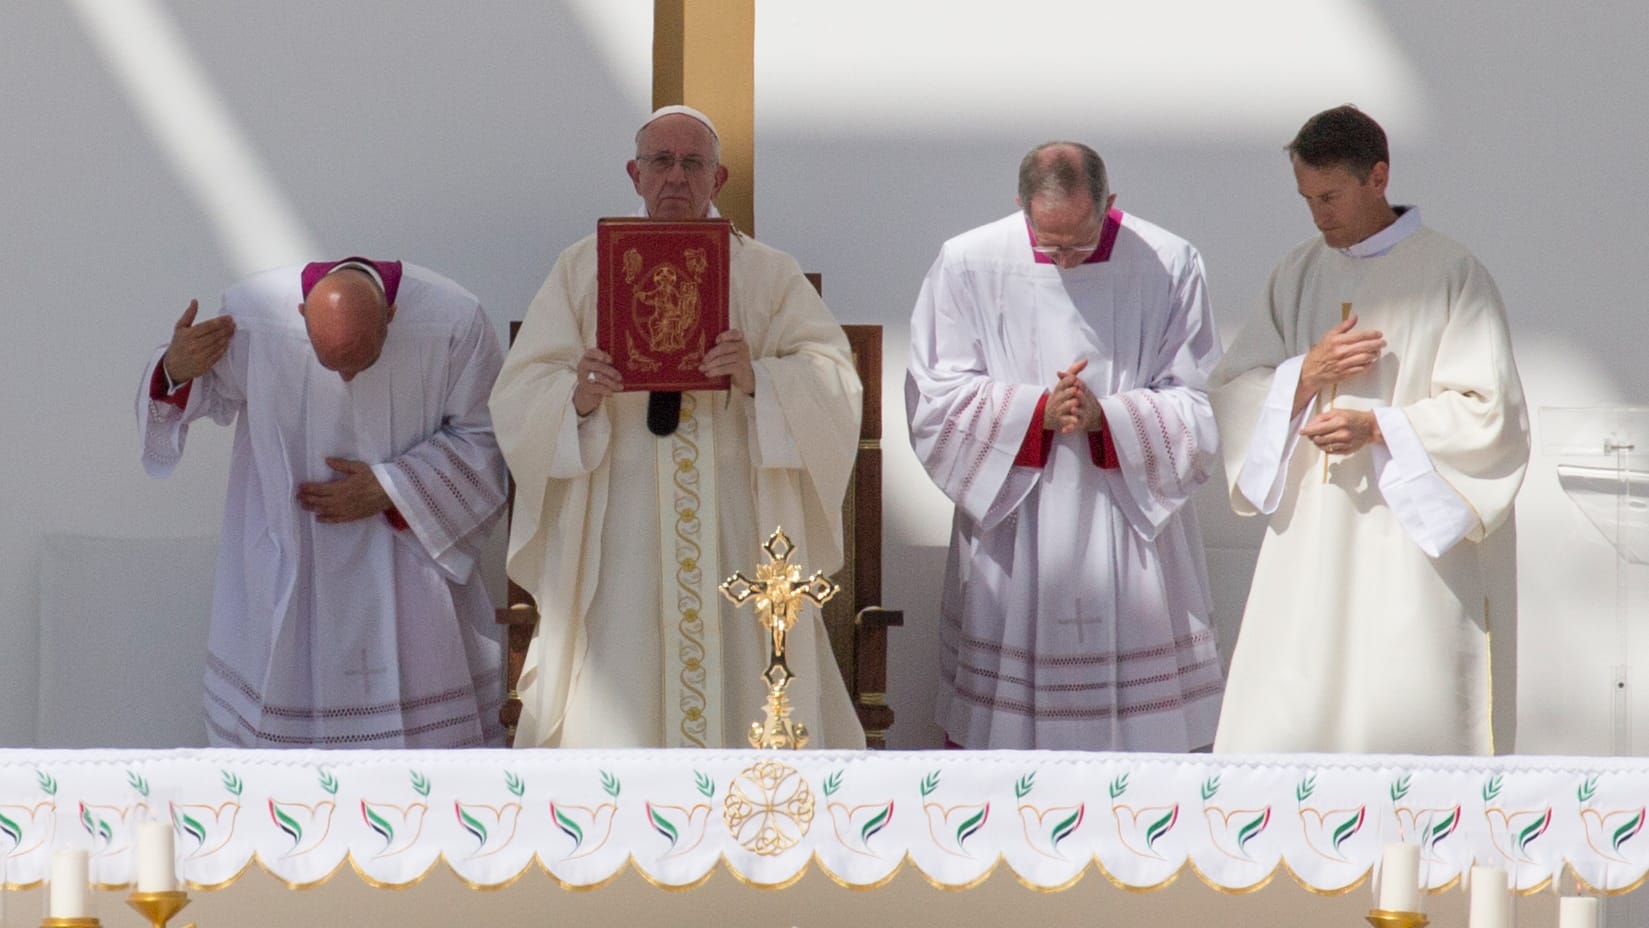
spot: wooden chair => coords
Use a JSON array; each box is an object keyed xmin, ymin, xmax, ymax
[
  {"xmin": 493, "ymin": 320, "xmax": 537, "ymax": 742},
  {"xmin": 824, "ymin": 323, "xmax": 903, "ymax": 747},
  {"xmin": 496, "ymin": 317, "xmax": 902, "ymax": 747}
]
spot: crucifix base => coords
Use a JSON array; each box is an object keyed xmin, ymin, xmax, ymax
[{"xmin": 749, "ymin": 663, "xmax": 808, "ymax": 749}]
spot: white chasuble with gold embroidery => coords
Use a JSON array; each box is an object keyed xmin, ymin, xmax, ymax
[{"xmin": 494, "ymin": 232, "xmax": 864, "ymax": 749}]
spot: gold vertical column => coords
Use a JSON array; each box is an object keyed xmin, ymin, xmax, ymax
[{"xmin": 653, "ymin": 0, "xmax": 756, "ymax": 236}]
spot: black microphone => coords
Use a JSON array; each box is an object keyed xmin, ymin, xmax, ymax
[{"xmin": 647, "ymin": 391, "xmax": 682, "ymax": 436}]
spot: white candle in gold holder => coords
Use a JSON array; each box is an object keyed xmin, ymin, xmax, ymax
[
  {"xmin": 1558, "ymin": 896, "xmax": 1600, "ymax": 928},
  {"xmin": 1467, "ymin": 865, "xmax": 1509, "ymax": 928},
  {"xmin": 135, "ymin": 822, "xmax": 175, "ymax": 892},
  {"xmin": 1377, "ymin": 843, "xmax": 1422, "ymax": 913},
  {"xmin": 48, "ymin": 848, "xmax": 89, "ymax": 918}
]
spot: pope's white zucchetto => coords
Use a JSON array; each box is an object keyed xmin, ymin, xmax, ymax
[{"xmin": 640, "ymin": 104, "xmax": 719, "ymax": 141}]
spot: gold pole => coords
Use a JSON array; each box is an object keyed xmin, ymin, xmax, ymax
[
  {"xmin": 652, "ymin": 0, "xmax": 756, "ymax": 236},
  {"xmin": 1322, "ymin": 301, "xmax": 1352, "ymax": 482}
]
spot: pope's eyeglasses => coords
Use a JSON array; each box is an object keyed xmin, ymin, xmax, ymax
[{"xmin": 637, "ymin": 152, "xmax": 714, "ymax": 177}]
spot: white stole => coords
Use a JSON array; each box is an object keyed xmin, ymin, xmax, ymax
[{"xmin": 655, "ymin": 392, "xmax": 724, "ymax": 747}]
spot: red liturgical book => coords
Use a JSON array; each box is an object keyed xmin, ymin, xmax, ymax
[{"xmin": 597, "ymin": 217, "xmax": 732, "ymax": 392}]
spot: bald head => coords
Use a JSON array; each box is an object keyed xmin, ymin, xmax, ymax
[
  {"xmin": 1017, "ymin": 141, "xmax": 1109, "ymax": 215},
  {"xmin": 1015, "ymin": 142, "xmax": 1116, "ymax": 269},
  {"xmin": 299, "ymin": 268, "xmax": 394, "ymax": 381}
]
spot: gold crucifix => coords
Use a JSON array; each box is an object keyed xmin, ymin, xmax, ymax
[{"xmin": 719, "ymin": 527, "xmax": 838, "ymax": 749}]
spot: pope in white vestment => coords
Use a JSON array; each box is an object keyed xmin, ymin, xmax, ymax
[
  {"xmin": 493, "ymin": 234, "xmax": 864, "ymax": 748},
  {"xmin": 490, "ymin": 105, "xmax": 865, "ymax": 749},
  {"xmin": 138, "ymin": 259, "xmax": 508, "ymax": 747},
  {"xmin": 907, "ymin": 147, "xmax": 1226, "ymax": 751}
]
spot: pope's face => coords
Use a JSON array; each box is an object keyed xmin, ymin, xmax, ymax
[
  {"xmin": 627, "ymin": 114, "xmax": 728, "ymax": 220},
  {"xmin": 1293, "ymin": 156, "xmax": 1391, "ymax": 249}
]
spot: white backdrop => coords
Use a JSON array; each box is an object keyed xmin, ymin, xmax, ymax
[{"xmin": 3, "ymin": 0, "xmax": 1646, "ymax": 755}]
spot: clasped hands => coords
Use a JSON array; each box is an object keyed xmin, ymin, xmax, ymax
[
  {"xmin": 1296, "ymin": 314, "xmax": 1386, "ymax": 455},
  {"xmin": 572, "ymin": 329, "xmax": 755, "ymax": 417},
  {"xmin": 1043, "ymin": 359, "xmax": 1103, "ymax": 434}
]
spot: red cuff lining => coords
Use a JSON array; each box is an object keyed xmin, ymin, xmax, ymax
[
  {"xmin": 150, "ymin": 364, "xmax": 190, "ymax": 409},
  {"xmin": 1014, "ymin": 392, "xmax": 1054, "ymax": 468},
  {"xmin": 1089, "ymin": 410, "xmax": 1119, "ymax": 469}
]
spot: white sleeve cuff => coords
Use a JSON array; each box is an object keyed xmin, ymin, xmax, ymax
[
  {"xmin": 546, "ymin": 403, "xmax": 609, "ymax": 478},
  {"xmin": 369, "ymin": 462, "xmax": 479, "ymax": 582},
  {"xmin": 1371, "ymin": 406, "xmax": 1480, "ymax": 557},
  {"xmin": 1235, "ymin": 354, "xmax": 1309, "ymax": 514},
  {"xmin": 750, "ymin": 364, "xmax": 801, "ymax": 469}
]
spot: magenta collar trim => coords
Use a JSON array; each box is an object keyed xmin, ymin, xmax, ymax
[{"xmin": 1027, "ymin": 208, "xmax": 1123, "ymax": 265}]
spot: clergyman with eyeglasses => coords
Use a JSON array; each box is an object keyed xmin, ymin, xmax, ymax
[
  {"xmin": 490, "ymin": 105, "xmax": 866, "ymax": 749},
  {"xmin": 905, "ymin": 141, "xmax": 1225, "ymax": 751}
]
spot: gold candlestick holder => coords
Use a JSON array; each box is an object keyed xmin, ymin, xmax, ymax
[
  {"xmin": 40, "ymin": 920, "xmax": 101, "ymax": 928},
  {"xmin": 126, "ymin": 890, "xmax": 192, "ymax": 928},
  {"xmin": 1366, "ymin": 909, "xmax": 1428, "ymax": 928},
  {"xmin": 720, "ymin": 527, "xmax": 839, "ymax": 749}
]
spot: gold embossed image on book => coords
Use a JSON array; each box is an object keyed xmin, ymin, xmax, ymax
[{"xmin": 597, "ymin": 217, "xmax": 732, "ymax": 391}]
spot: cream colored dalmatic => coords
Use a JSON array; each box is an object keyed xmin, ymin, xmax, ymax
[
  {"xmin": 492, "ymin": 231, "xmax": 864, "ymax": 749},
  {"xmin": 1211, "ymin": 211, "xmax": 1529, "ymax": 755}
]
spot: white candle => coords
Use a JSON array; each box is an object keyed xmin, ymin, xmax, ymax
[
  {"xmin": 1559, "ymin": 895, "xmax": 1600, "ymax": 928},
  {"xmin": 1377, "ymin": 842, "xmax": 1422, "ymax": 912},
  {"xmin": 1468, "ymin": 865, "xmax": 1510, "ymax": 928},
  {"xmin": 48, "ymin": 848, "xmax": 89, "ymax": 918},
  {"xmin": 136, "ymin": 820, "xmax": 176, "ymax": 892}
]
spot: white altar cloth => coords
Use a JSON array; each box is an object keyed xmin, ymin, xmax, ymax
[{"xmin": 0, "ymin": 749, "xmax": 1642, "ymax": 895}]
